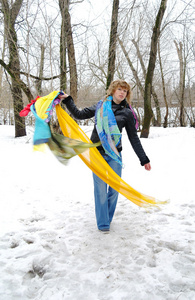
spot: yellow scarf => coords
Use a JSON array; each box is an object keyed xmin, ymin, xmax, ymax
[
  {"xmin": 56, "ymin": 104, "xmax": 167, "ymax": 208},
  {"xmin": 26, "ymin": 90, "xmax": 167, "ymax": 208}
]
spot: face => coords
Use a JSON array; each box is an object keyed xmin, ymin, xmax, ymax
[{"xmin": 112, "ymin": 86, "xmax": 128, "ymax": 104}]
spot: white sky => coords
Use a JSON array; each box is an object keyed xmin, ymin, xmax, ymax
[{"xmin": 70, "ymin": 0, "xmax": 113, "ymax": 35}]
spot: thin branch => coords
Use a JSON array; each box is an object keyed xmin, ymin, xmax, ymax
[{"xmin": 20, "ymin": 71, "xmax": 61, "ymax": 81}]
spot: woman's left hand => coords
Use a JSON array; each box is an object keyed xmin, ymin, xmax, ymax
[
  {"xmin": 144, "ymin": 163, "xmax": 151, "ymax": 171},
  {"xmin": 58, "ymin": 93, "xmax": 69, "ymax": 100}
]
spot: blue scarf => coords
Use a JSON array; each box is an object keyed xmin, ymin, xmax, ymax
[{"xmin": 95, "ymin": 96, "xmax": 122, "ymax": 166}]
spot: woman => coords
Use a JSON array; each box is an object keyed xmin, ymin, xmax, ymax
[{"xmin": 59, "ymin": 80, "xmax": 151, "ymax": 232}]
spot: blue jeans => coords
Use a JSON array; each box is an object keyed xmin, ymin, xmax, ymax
[{"xmin": 93, "ymin": 153, "xmax": 122, "ymax": 230}]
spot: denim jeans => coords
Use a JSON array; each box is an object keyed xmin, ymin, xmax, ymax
[{"xmin": 92, "ymin": 153, "xmax": 122, "ymax": 230}]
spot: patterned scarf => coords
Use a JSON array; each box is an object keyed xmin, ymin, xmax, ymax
[
  {"xmin": 20, "ymin": 91, "xmax": 100, "ymax": 165},
  {"xmin": 129, "ymin": 105, "xmax": 139, "ymax": 130},
  {"xmin": 30, "ymin": 91, "xmax": 61, "ymax": 145},
  {"xmin": 20, "ymin": 92, "xmax": 167, "ymax": 207},
  {"xmin": 95, "ymin": 96, "xmax": 122, "ymax": 166}
]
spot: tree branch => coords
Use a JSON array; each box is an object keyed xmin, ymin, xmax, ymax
[
  {"xmin": 20, "ymin": 71, "xmax": 61, "ymax": 81},
  {"xmin": 0, "ymin": 59, "xmax": 33, "ymax": 100},
  {"xmin": 118, "ymin": 37, "xmax": 145, "ymax": 98}
]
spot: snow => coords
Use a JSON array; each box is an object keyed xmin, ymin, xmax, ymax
[{"xmin": 0, "ymin": 125, "xmax": 195, "ymax": 300}]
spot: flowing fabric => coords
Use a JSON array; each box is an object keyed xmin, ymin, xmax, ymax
[
  {"xmin": 95, "ymin": 96, "xmax": 122, "ymax": 166},
  {"xmin": 129, "ymin": 105, "xmax": 139, "ymax": 130},
  {"xmin": 95, "ymin": 97, "xmax": 139, "ymax": 166},
  {"xmin": 56, "ymin": 104, "xmax": 167, "ymax": 208},
  {"xmin": 30, "ymin": 102, "xmax": 52, "ymax": 145},
  {"xmin": 21, "ymin": 91, "xmax": 100, "ymax": 164},
  {"xmin": 47, "ymin": 132, "xmax": 101, "ymax": 165},
  {"xmin": 20, "ymin": 97, "xmax": 39, "ymax": 117},
  {"xmin": 30, "ymin": 91, "xmax": 61, "ymax": 146},
  {"xmin": 20, "ymin": 91, "xmax": 167, "ymax": 207}
]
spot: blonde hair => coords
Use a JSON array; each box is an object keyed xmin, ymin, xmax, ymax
[{"xmin": 105, "ymin": 80, "xmax": 131, "ymax": 104}]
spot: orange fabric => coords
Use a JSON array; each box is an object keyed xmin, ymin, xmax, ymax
[{"xmin": 56, "ymin": 104, "xmax": 167, "ymax": 207}]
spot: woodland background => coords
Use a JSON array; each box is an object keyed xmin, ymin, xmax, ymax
[{"xmin": 0, "ymin": 0, "xmax": 194, "ymax": 137}]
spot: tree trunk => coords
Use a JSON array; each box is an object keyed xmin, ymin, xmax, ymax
[
  {"xmin": 132, "ymin": 38, "xmax": 161, "ymax": 126},
  {"xmin": 59, "ymin": 0, "xmax": 77, "ymax": 102},
  {"xmin": 118, "ymin": 37, "xmax": 145, "ymax": 98},
  {"xmin": 158, "ymin": 41, "xmax": 168, "ymax": 128},
  {"xmin": 0, "ymin": 25, "xmax": 6, "ymax": 108},
  {"xmin": 132, "ymin": 38, "xmax": 146, "ymax": 77},
  {"xmin": 141, "ymin": 0, "xmax": 168, "ymax": 138},
  {"xmin": 106, "ymin": 0, "xmax": 119, "ymax": 90},
  {"xmin": 35, "ymin": 44, "xmax": 45, "ymax": 95},
  {"xmin": 174, "ymin": 41, "xmax": 186, "ymax": 127},
  {"xmin": 151, "ymin": 87, "xmax": 161, "ymax": 126},
  {"xmin": 1, "ymin": 0, "xmax": 26, "ymax": 137},
  {"xmin": 59, "ymin": 1, "xmax": 67, "ymax": 92}
]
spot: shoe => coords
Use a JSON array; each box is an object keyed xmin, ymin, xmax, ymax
[{"xmin": 99, "ymin": 228, "xmax": 110, "ymax": 232}]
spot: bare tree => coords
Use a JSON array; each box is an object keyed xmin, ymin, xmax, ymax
[
  {"xmin": 158, "ymin": 40, "xmax": 168, "ymax": 127},
  {"xmin": 118, "ymin": 37, "xmax": 145, "ymax": 98},
  {"xmin": 140, "ymin": 0, "xmax": 167, "ymax": 138},
  {"xmin": 0, "ymin": 24, "xmax": 6, "ymax": 108},
  {"xmin": 0, "ymin": 0, "xmax": 26, "ymax": 137},
  {"xmin": 86, "ymin": 32, "xmax": 108, "ymax": 87},
  {"xmin": 106, "ymin": 0, "xmax": 119, "ymax": 89},
  {"xmin": 174, "ymin": 40, "xmax": 186, "ymax": 127},
  {"xmin": 131, "ymin": 38, "xmax": 161, "ymax": 126},
  {"xmin": 59, "ymin": 0, "xmax": 78, "ymax": 102},
  {"xmin": 35, "ymin": 44, "xmax": 45, "ymax": 95},
  {"xmin": 59, "ymin": 0, "xmax": 67, "ymax": 92}
]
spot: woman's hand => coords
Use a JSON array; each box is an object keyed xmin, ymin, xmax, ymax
[
  {"xmin": 144, "ymin": 163, "xmax": 151, "ymax": 171},
  {"xmin": 58, "ymin": 93, "xmax": 69, "ymax": 100}
]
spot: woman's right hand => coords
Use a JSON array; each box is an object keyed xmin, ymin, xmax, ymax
[{"xmin": 144, "ymin": 163, "xmax": 151, "ymax": 171}]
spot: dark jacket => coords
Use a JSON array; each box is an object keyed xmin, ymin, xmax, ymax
[{"xmin": 62, "ymin": 96, "xmax": 150, "ymax": 166}]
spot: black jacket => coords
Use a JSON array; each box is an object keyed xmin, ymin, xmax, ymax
[{"xmin": 62, "ymin": 96, "xmax": 150, "ymax": 166}]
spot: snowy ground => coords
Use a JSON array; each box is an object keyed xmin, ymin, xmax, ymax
[{"xmin": 0, "ymin": 125, "xmax": 195, "ymax": 300}]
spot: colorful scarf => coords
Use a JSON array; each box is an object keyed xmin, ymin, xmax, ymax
[
  {"xmin": 20, "ymin": 91, "xmax": 100, "ymax": 165},
  {"xmin": 20, "ymin": 91, "xmax": 168, "ymax": 208},
  {"xmin": 129, "ymin": 105, "xmax": 139, "ymax": 130},
  {"xmin": 95, "ymin": 96, "xmax": 139, "ymax": 166},
  {"xmin": 30, "ymin": 91, "xmax": 61, "ymax": 145},
  {"xmin": 95, "ymin": 96, "xmax": 123, "ymax": 166},
  {"xmin": 56, "ymin": 104, "xmax": 168, "ymax": 208}
]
